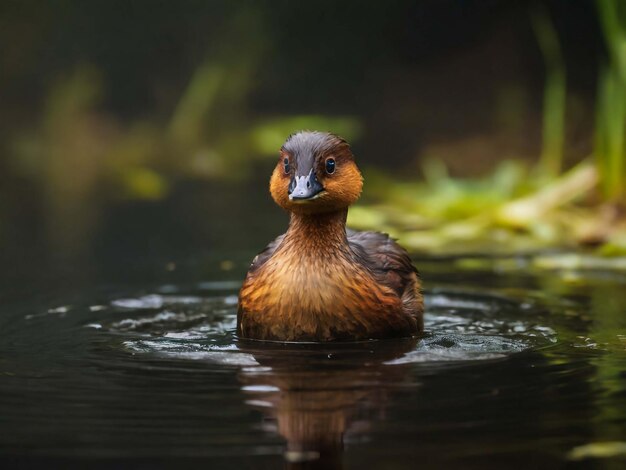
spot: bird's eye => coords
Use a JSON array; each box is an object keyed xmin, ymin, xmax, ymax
[
  {"xmin": 283, "ymin": 157, "xmax": 290, "ymax": 174},
  {"xmin": 325, "ymin": 158, "xmax": 336, "ymax": 174}
]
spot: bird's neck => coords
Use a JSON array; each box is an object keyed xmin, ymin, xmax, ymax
[{"xmin": 283, "ymin": 210, "xmax": 349, "ymax": 252}]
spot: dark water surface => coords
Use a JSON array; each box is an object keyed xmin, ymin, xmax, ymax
[{"xmin": 1, "ymin": 251, "xmax": 626, "ymax": 469}]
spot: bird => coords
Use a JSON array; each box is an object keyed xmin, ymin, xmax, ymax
[{"xmin": 237, "ymin": 131, "xmax": 423, "ymax": 341}]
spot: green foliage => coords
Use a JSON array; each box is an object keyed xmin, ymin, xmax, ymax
[
  {"xmin": 251, "ymin": 116, "xmax": 361, "ymax": 156},
  {"xmin": 8, "ymin": 1, "xmax": 626, "ymax": 259},
  {"xmin": 531, "ymin": 5, "xmax": 566, "ymax": 179},
  {"xmin": 168, "ymin": 65, "xmax": 226, "ymax": 147},
  {"xmin": 349, "ymin": 160, "xmax": 599, "ymax": 255},
  {"xmin": 10, "ymin": 13, "xmax": 362, "ymax": 194},
  {"xmin": 595, "ymin": 0, "xmax": 626, "ymax": 201},
  {"xmin": 568, "ymin": 441, "xmax": 626, "ymax": 461},
  {"xmin": 350, "ymin": 2, "xmax": 626, "ymax": 258}
]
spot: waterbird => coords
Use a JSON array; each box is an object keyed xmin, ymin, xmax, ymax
[{"xmin": 238, "ymin": 131, "xmax": 423, "ymax": 341}]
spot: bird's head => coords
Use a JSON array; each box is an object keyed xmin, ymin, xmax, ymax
[{"xmin": 269, "ymin": 131, "xmax": 363, "ymax": 214}]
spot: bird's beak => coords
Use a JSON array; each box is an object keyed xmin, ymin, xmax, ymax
[{"xmin": 288, "ymin": 169, "xmax": 325, "ymax": 201}]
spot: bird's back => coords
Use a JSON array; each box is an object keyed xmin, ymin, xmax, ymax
[{"xmin": 348, "ymin": 229, "xmax": 423, "ymax": 328}]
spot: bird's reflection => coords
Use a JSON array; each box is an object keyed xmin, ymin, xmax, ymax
[{"xmin": 237, "ymin": 337, "xmax": 418, "ymax": 469}]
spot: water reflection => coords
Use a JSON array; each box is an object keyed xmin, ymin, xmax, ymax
[
  {"xmin": 237, "ymin": 339, "xmax": 417, "ymax": 468},
  {"xmin": 6, "ymin": 261, "xmax": 624, "ymax": 468},
  {"xmin": 108, "ymin": 290, "xmax": 555, "ymax": 467}
]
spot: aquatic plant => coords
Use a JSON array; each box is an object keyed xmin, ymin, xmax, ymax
[
  {"xmin": 8, "ymin": 1, "xmax": 626, "ymax": 263},
  {"xmin": 349, "ymin": 1, "xmax": 626, "ymax": 260},
  {"xmin": 531, "ymin": 4, "xmax": 566, "ymax": 179},
  {"xmin": 595, "ymin": 0, "xmax": 626, "ymax": 201}
]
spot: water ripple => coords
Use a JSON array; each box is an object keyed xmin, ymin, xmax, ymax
[{"xmin": 92, "ymin": 290, "xmax": 556, "ymax": 366}]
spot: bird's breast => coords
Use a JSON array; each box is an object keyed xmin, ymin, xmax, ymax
[{"xmin": 238, "ymin": 249, "xmax": 405, "ymax": 341}]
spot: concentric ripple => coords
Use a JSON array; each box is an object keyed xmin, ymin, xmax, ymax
[{"xmin": 90, "ymin": 289, "xmax": 557, "ymax": 365}]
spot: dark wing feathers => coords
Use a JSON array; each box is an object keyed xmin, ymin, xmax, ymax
[
  {"xmin": 347, "ymin": 229, "xmax": 417, "ymax": 297},
  {"xmin": 247, "ymin": 234, "xmax": 285, "ymax": 274}
]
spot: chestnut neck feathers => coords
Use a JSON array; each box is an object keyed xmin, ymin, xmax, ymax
[
  {"xmin": 282, "ymin": 210, "xmax": 349, "ymax": 255},
  {"xmin": 270, "ymin": 131, "xmax": 362, "ymax": 268}
]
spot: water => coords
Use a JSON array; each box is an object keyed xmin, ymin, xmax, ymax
[{"xmin": 1, "ymin": 254, "xmax": 626, "ymax": 469}]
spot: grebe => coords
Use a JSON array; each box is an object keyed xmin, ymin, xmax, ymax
[{"xmin": 238, "ymin": 131, "xmax": 423, "ymax": 341}]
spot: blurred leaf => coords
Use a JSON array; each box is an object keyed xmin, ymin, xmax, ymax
[
  {"xmin": 250, "ymin": 115, "xmax": 362, "ymax": 156},
  {"xmin": 531, "ymin": 4, "xmax": 566, "ymax": 178},
  {"xmin": 496, "ymin": 162, "xmax": 598, "ymax": 228},
  {"xmin": 44, "ymin": 65, "xmax": 103, "ymax": 131},
  {"xmin": 347, "ymin": 205, "xmax": 388, "ymax": 230},
  {"xmin": 568, "ymin": 441, "xmax": 626, "ymax": 460},
  {"xmin": 595, "ymin": 0, "xmax": 626, "ymax": 200},
  {"xmin": 120, "ymin": 168, "xmax": 169, "ymax": 200},
  {"xmin": 168, "ymin": 65, "xmax": 224, "ymax": 146}
]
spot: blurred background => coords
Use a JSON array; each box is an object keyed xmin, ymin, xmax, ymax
[{"xmin": 1, "ymin": 0, "xmax": 622, "ymax": 280}]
